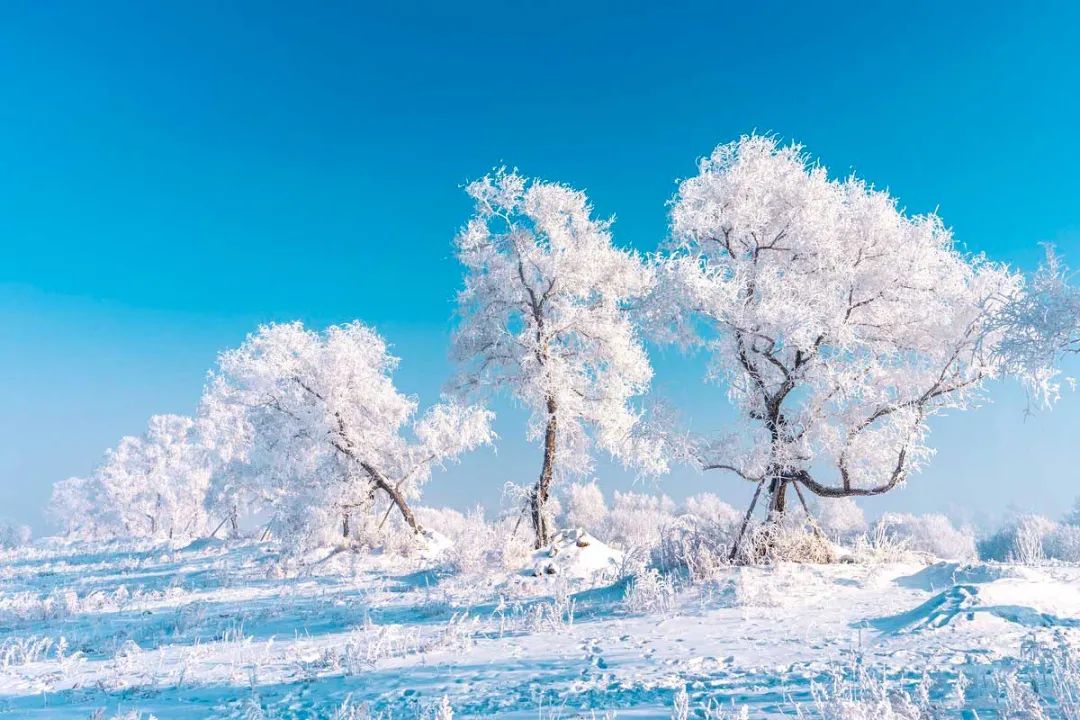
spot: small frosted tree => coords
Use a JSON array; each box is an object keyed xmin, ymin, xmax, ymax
[
  {"xmin": 648, "ymin": 135, "xmax": 1022, "ymax": 553},
  {"xmin": 200, "ymin": 321, "xmax": 493, "ymax": 548},
  {"xmin": 452, "ymin": 170, "xmax": 656, "ymax": 548},
  {"xmin": 48, "ymin": 475, "xmax": 113, "ymax": 538},
  {"xmin": 49, "ymin": 415, "xmax": 212, "ymax": 540}
]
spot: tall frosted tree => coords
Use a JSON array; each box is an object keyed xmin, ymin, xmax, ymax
[
  {"xmin": 648, "ymin": 135, "xmax": 1022, "ymax": 543},
  {"xmin": 200, "ymin": 321, "xmax": 494, "ymax": 549},
  {"xmin": 452, "ymin": 170, "xmax": 656, "ymax": 548}
]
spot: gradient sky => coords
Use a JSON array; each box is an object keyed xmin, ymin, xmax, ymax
[{"xmin": 3, "ymin": 1, "xmax": 1079, "ymax": 534}]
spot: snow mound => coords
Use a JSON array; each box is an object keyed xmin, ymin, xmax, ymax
[
  {"xmin": 524, "ymin": 528, "xmax": 623, "ymax": 579},
  {"xmin": 894, "ymin": 561, "xmax": 1030, "ymax": 591},
  {"xmin": 868, "ymin": 566, "xmax": 1080, "ymax": 635}
]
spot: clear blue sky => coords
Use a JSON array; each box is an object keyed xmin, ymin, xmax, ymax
[{"xmin": 3, "ymin": 1, "xmax": 1079, "ymax": 533}]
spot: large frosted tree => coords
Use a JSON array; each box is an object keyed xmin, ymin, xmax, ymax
[
  {"xmin": 649, "ymin": 135, "xmax": 1022, "ymax": 538},
  {"xmin": 200, "ymin": 321, "xmax": 494, "ymax": 548},
  {"xmin": 452, "ymin": 170, "xmax": 656, "ymax": 548}
]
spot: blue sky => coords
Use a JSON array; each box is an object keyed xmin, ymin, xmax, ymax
[{"xmin": 3, "ymin": 2, "xmax": 1079, "ymax": 533}]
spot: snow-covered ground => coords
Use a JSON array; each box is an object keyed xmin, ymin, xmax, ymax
[{"xmin": 0, "ymin": 537, "xmax": 1077, "ymax": 719}]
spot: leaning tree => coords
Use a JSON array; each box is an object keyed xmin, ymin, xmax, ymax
[
  {"xmin": 648, "ymin": 135, "xmax": 1022, "ymax": 553},
  {"xmin": 452, "ymin": 170, "xmax": 656, "ymax": 548},
  {"xmin": 199, "ymin": 321, "xmax": 493, "ymax": 548}
]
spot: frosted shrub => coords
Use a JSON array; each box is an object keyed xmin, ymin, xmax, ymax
[
  {"xmin": 329, "ymin": 696, "xmax": 369, "ymax": 720},
  {"xmin": 0, "ymin": 519, "xmax": 31, "ymax": 549},
  {"xmin": 560, "ymin": 481, "xmax": 609, "ymax": 532},
  {"xmin": 815, "ymin": 498, "xmax": 867, "ymax": 543},
  {"xmin": 0, "ymin": 635, "xmax": 78, "ymax": 669},
  {"xmin": 1037, "ymin": 636, "xmax": 1080, "ymax": 720},
  {"xmin": 871, "ymin": 513, "xmax": 976, "ymax": 561},
  {"xmin": 733, "ymin": 517, "xmax": 835, "ymax": 565},
  {"xmin": 655, "ymin": 516, "xmax": 732, "ymax": 581},
  {"xmin": 622, "ymin": 567, "xmax": 677, "ymax": 614},
  {"xmin": 321, "ymin": 619, "xmax": 424, "ymax": 673},
  {"xmin": 993, "ymin": 670, "xmax": 1052, "ymax": 720},
  {"xmin": 654, "ymin": 496, "xmax": 740, "ymax": 581},
  {"xmin": 524, "ymin": 581, "xmax": 576, "ymax": 633},
  {"xmin": 41, "ymin": 588, "xmax": 79, "ymax": 620},
  {"xmin": 1011, "ymin": 515, "xmax": 1050, "ymax": 565},
  {"xmin": 850, "ymin": 521, "xmax": 913, "ymax": 563},
  {"xmin": 979, "ymin": 514, "xmax": 1055, "ymax": 564},
  {"xmin": 413, "ymin": 506, "xmax": 530, "ymax": 573}
]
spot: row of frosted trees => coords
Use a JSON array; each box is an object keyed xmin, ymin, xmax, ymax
[{"xmin": 49, "ymin": 135, "xmax": 1080, "ymax": 556}]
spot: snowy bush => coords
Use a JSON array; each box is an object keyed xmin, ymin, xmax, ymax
[
  {"xmin": 849, "ymin": 521, "xmax": 914, "ymax": 564},
  {"xmin": 741, "ymin": 520, "xmax": 836, "ymax": 565},
  {"xmin": 871, "ymin": 513, "xmax": 977, "ymax": 561},
  {"xmin": 419, "ymin": 507, "xmax": 492, "ymax": 574},
  {"xmin": 793, "ymin": 666, "xmax": 961, "ymax": 720},
  {"xmin": 654, "ymin": 515, "xmax": 732, "ymax": 581},
  {"xmin": 0, "ymin": 519, "xmax": 31, "ymax": 549},
  {"xmin": 979, "ymin": 514, "xmax": 1053, "ymax": 564},
  {"xmin": 622, "ymin": 567, "xmax": 677, "ymax": 614},
  {"xmin": 653, "ymin": 495, "xmax": 740, "ymax": 581},
  {"xmin": 415, "ymin": 506, "xmax": 531, "ymax": 574}
]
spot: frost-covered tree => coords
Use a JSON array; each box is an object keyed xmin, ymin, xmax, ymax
[
  {"xmin": 649, "ymin": 135, "xmax": 1022, "ymax": 537},
  {"xmin": 0, "ymin": 518, "xmax": 31, "ymax": 549},
  {"xmin": 559, "ymin": 481, "xmax": 609, "ymax": 531},
  {"xmin": 452, "ymin": 170, "xmax": 655, "ymax": 548},
  {"xmin": 49, "ymin": 415, "xmax": 212, "ymax": 540},
  {"xmin": 48, "ymin": 475, "xmax": 112, "ymax": 537},
  {"xmin": 200, "ymin": 321, "xmax": 493, "ymax": 548},
  {"xmin": 100, "ymin": 414, "xmax": 211, "ymax": 539}
]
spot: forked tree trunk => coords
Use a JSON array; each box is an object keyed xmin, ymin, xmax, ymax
[
  {"xmin": 730, "ymin": 469, "xmax": 793, "ymax": 563},
  {"xmin": 530, "ymin": 397, "xmax": 558, "ymax": 549},
  {"xmin": 360, "ymin": 461, "xmax": 422, "ymax": 535}
]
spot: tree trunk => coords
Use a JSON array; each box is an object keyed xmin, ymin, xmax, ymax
[
  {"xmin": 768, "ymin": 475, "xmax": 789, "ymax": 517},
  {"xmin": 361, "ymin": 461, "xmax": 422, "ymax": 535},
  {"xmin": 342, "ymin": 512, "xmax": 351, "ymax": 538},
  {"xmin": 531, "ymin": 396, "xmax": 558, "ymax": 549}
]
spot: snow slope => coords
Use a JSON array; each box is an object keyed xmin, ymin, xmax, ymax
[{"xmin": 0, "ymin": 540, "xmax": 1077, "ymax": 718}]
